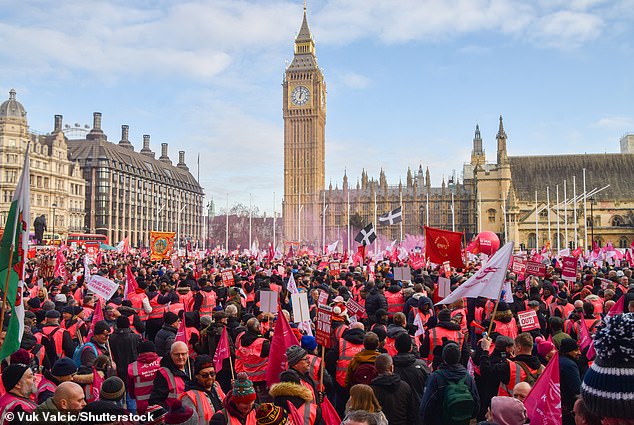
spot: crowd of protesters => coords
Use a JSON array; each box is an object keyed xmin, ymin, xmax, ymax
[{"xmin": 0, "ymin": 244, "xmax": 633, "ymax": 425}]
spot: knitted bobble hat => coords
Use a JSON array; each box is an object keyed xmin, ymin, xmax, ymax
[
  {"xmin": 255, "ymin": 403, "xmax": 288, "ymax": 425},
  {"xmin": 232, "ymin": 372, "xmax": 256, "ymax": 404},
  {"xmin": 581, "ymin": 312, "xmax": 634, "ymax": 419}
]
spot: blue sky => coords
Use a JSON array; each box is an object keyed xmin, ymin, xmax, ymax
[{"xmin": 1, "ymin": 0, "xmax": 633, "ymax": 216}]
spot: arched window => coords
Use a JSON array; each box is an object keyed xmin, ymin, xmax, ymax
[
  {"xmin": 527, "ymin": 233, "xmax": 536, "ymax": 249},
  {"xmin": 611, "ymin": 215, "xmax": 624, "ymax": 227},
  {"xmin": 487, "ymin": 208, "xmax": 496, "ymax": 223},
  {"xmin": 619, "ymin": 237, "xmax": 629, "ymax": 249}
]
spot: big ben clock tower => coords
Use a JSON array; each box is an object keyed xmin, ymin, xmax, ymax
[{"xmin": 283, "ymin": 6, "xmax": 326, "ymax": 246}]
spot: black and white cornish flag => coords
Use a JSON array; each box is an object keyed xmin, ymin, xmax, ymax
[
  {"xmin": 355, "ymin": 223, "xmax": 377, "ymax": 246},
  {"xmin": 378, "ymin": 207, "xmax": 403, "ymax": 225}
]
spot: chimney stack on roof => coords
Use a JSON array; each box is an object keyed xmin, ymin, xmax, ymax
[
  {"xmin": 177, "ymin": 151, "xmax": 189, "ymax": 171},
  {"xmin": 140, "ymin": 134, "xmax": 155, "ymax": 158},
  {"xmin": 118, "ymin": 125, "xmax": 134, "ymax": 150},
  {"xmin": 159, "ymin": 143, "xmax": 172, "ymax": 164},
  {"xmin": 54, "ymin": 115, "xmax": 63, "ymax": 133},
  {"xmin": 86, "ymin": 112, "xmax": 106, "ymax": 141}
]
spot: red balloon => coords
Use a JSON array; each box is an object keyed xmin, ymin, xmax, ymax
[{"xmin": 476, "ymin": 231, "xmax": 500, "ymax": 255}]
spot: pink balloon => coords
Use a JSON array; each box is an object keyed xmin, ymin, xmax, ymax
[{"xmin": 477, "ymin": 231, "xmax": 500, "ymax": 255}]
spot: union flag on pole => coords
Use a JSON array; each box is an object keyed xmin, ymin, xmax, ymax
[
  {"xmin": 123, "ymin": 265, "xmax": 138, "ymax": 300},
  {"xmin": 424, "ymin": 226, "xmax": 464, "ymax": 268},
  {"xmin": 213, "ymin": 327, "xmax": 230, "ymax": 372},
  {"xmin": 149, "ymin": 231, "xmax": 176, "ymax": 261}
]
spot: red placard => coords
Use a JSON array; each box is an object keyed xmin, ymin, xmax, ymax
[
  {"xmin": 316, "ymin": 306, "xmax": 333, "ymax": 348},
  {"xmin": 221, "ymin": 270, "xmax": 235, "ymax": 287},
  {"xmin": 317, "ymin": 290, "xmax": 329, "ymax": 306},
  {"xmin": 329, "ymin": 262, "xmax": 341, "ymax": 277},
  {"xmin": 511, "ymin": 256, "xmax": 526, "ymax": 275},
  {"xmin": 442, "ymin": 261, "xmax": 452, "ymax": 276},
  {"xmin": 525, "ymin": 261, "xmax": 546, "ymax": 278},
  {"xmin": 561, "ymin": 256, "xmax": 577, "ymax": 282},
  {"xmin": 517, "ymin": 310, "xmax": 540, "ymax": 331},
  {"xmin": 346, "ymin": 299, "xmax": 366, "ymax": 319}
]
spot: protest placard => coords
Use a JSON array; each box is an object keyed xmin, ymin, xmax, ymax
[
  {"xmin": 526, "ymin": 261, "xmax": 546, "ymax": 277},
  {"xmin": 291, "ymin": 292, "xmax": 311, "ymax": 323},
  {"xmin": 316, "ymin": 305, "xmax": 333, "ymax": 348},
  {"xmin": 518, "ymin": 310, "xmax": 540, "ymax": 331},
  {"xmin": 86, "ymin": 275, "xmax": 119, "ymax": 300},
  {"xmin": 221, "ymin": 270, "xmax": 235, "ymax": 287},
  {"xmin": 260, "ymin": 290, "xmax": 278, "ymax": 313},
  {"xmin": 562, "ymin": 256, "xmax": 577, "ymax": 282}
]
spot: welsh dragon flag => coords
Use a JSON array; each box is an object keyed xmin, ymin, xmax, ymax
[{"xmin": 0, "ymin": 148, "xmax": 30, "ymax": 359}]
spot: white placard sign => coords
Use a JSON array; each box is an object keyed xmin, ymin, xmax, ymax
[
  {"xmin": 86, "ymin": 275, "xmax": 119, "ymax": 300},
  {"xmin": 393, "ymin": 267, "xmax": 412, "ymax": 281},
  {"xmin": 291, "ymin": 292, "xmax": 311, "ymax": 323},
  {"xmin": 438, "ymin": 276, "xmax": 451, "ymax": 298},
  {"xmin": 260, "ymin": 290, "xmax": 278, "ymax": 313}
]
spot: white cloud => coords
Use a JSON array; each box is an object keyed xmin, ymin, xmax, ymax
[
  {"xmin": 339, "ymin": 72, "xmax": 372, "ymax": 89},
  {"xmin": 530, "ymin": 10, "xmax": 604, "ymax": 48},
  {"xmin": 594, "ymin": 116, "xmax": 634, "ymax": 129}
]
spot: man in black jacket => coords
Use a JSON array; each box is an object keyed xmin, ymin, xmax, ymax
[
  {"xmin": 364, "ymin": 282, "xmax": 387, "ymax": 326},
  {"xmin": 154, "ymin": 312, "xmax": 179, "ymax": 357},
  {"xmin": 392, "ymin": 333, "xmax": 428, "ymax": 425},
  {"xmin": 474, "ymin": 334, "xmax": 514, "ymax": 421},
  {"xmin": 371, "ymin": 353, "xmax": 418, "ymax": 425}
]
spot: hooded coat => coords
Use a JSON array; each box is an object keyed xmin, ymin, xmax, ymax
[
  {"xmin": 269, "ymin": 381, "xmax": 325, "ymax": 425},
  {"xmin": 370, "ymin": 373, "xmax": 419, "ymax": 425}
]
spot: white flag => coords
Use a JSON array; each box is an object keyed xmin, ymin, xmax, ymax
[
  {"xmin": 326, "ymin": 240, "xmax": 338, "ymax": 255},
  {"xmin": 413, "ymin": 313, "xmax": 425, "ymax": 337},
  {"xmin": 436, "ymin": 242, "xmax": 514, "ymax": 305},
  {"xmin": 286, "ymin": 272, "xmax": 299, "ymax": 294}
]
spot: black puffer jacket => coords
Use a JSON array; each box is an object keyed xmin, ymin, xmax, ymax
[
  {"xmin": 364, "ymin": 287, "xmax": 387, "ymax": 321},
  {"xmin": 371, "ymin": 373, "xmax": 419, "ymax": 425},
  {"xmin": 393, "ymin": 352, "xmax": 430, "ymax": 406},
  {"xmin": 154, "ymin": 324, "xmax": 177, "ymax": 357}
]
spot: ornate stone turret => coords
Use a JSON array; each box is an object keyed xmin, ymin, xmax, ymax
[
  {"xmin": 471, "ymin": 124, "xmax": 485, "ymax": 166},
  {"xmin": 406, "ymin": 166, "xmax": 413, "ymax": 188},
  {"xmin": 497, "ymin": 115, "xmax": 508, "ymax": 165},
  {"xmin": 425, "ymin": 166, "xmax": 431, "ymax": 190}
]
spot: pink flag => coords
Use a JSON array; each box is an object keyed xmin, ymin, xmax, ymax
[
  {"xmin": 124, "ymin": 265, "xmax": 138, "ymax": 300},
  {"xmin": 86, "ymin": 297, "xmax": 104, "ymax": 340},
  {"xmin": 287, "ymin": 401, "xmax": 305, "ymax": 425},
  {"xmin": 577, "ymin": 318, "xmax": 596, "ymax": 360},
  {"xmin": 265, "ymin": 306, "xmax": 300, "ymax": 387},
  {"xmin": 524, "ymin": 352, "xmax": 562, "ymax": 425},
  {"xmin": 607, "ymin": 295, "xmax": 625, "ymax": 318},
  {"xmin": 213, "ymin": 327, "xmax": 230, "ymax": 372},
  {"xmin": 321, "ymin": 396, "xmax": 341, "ymax": 425},
  {"xmin": 87, "ymin": 367, "xmax": 104, "ymax": 403},
  {"xmin": 54, "ymin": 249, "xmax": 68, "ymax": 282},
  {"xmin": 175, "ymin": 314, "xmax": 187, "ymax": 343}
]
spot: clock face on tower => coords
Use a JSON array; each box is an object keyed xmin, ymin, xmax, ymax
[{"xmin": 291, "ymin": 85, "xmax": 310, "ymax": 106}]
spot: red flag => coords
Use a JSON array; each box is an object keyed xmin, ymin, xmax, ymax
[
  {"xmin": 213, "ymin": 327, "xmax": 230, "ymax": 372},
  {"xmin": 286, "ymin": 246, "xmax": 294, "ymax": 260},
  {"xmin": 268, "ymin": 243, "xmax": 275, "ymax": 262},
  {"xmin": 287, "ymin": 401, "xmax": 305, "ymax": 425},
  {"xmin": 466, "ymin": 238, "xmax": 480, "ymax": 255},
  {"xmin": 87, "ymin": 297, "xmax": 104, "ymax": 340},
  {"xmin": 87, "ymin": 367, "xmax": 104, "ymax": 403},
  {"xmin": 342, "ymin": 250, "xmax": 349, "ymax": 264},
  {"xmin": 571, "ymin": 247, "xmax": 583, "ymax": 258},
  {"xmin": 524, "ymin": 352, "xmax": 561, "ymax": 425},
  {"xmin": 352, "ymin": 245, "xmax": 365, "ymax": 266},
  {"xmin": 320, "ymin": 396, "xmax": 341, "ymax": 425},
  {"xmin": 577, "ymin": 317, "xmax": 596, "ymax": 360},
  {"xmin": 424, "ymin": 226, "xmax": 464, "ymax": 268},
  {"xmin": 607, "ymin": 295, "xmax": 625, "ymax": 318},
  {"xmin": 124, "ymin": 265, "xmax": 138, "ymax": 300},
  {"xmin": 265, "ymin": 306, "xmax": 300, "ymax": 387}
]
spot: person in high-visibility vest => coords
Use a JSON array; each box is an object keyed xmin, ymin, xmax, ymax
[
  {"xmin": 269, "ymin": 373, "xmax": 323, "ymax": 424},
  {"xmin": 0, "ymin": 363, "xmax": 38, "ymax": 422},
  {"xmin": 209, "ymin": 372, "xmax": 257, "ymax": 425},
  {"xmin": 235, "ymin": 318, "xmax": 270, "ymax": 403},
  {"xmin": 286, "ymin": 346, "xmax": 319, "ymax": 403},
  {"xmin": 180, "ymin": 355, "xmax": 225, "ymax": 425},
  {"xmin": 36, "ymin": 358, "xmax": 77, "ymax": 404},
  {"xmin": 149, "ymin": 341, "xmax": 194, "ymax": 409}
]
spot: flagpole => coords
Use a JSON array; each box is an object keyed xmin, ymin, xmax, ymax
[
  {"xmin": 573, "ymin": 175, "xmax": 578, "ymax": 249},
  {"xmin": 225, "ymin": 193, "xmax": 229, "ymax": 252},
  {"xmin": 547, "ymin": 186, "xmax": 551, "ymax": 247},
  {"xmin": 535, "ymin": 191, "xmax": 539, "ymax": 250},
  {"xmin": 249, "ymin": 193, "xmax": 252, "ymax": 251},
  {"xmin": 426, "ymin": 193, "xmax": 429, "ymax": 227},
  {"xmin": 322, "ymin": 191, "xmax": 326, "ymax": 254},
  {"xmin": 399, "ymin": 190, "xmax": 403, "ymax": 242},
  {"xmin": 556, "ymin": 185, "xmax": 561, "ymax": 253},
  {"xmin": 319, "ymin": 345, "xmax": 325, "ymax": 392},
  {"xmin": 564, "ymin": 180, "xmax": 568, "ymax": 248},
  {"xmin": 583, "ymin": 168, "xmax": 588, "ymax": 252},
  {"xmin": 374, "ymin": 191, "xmax": 378, "ymax": 256},
  {"xmin": 502, "ymin": 197, "xmax": 507, "ymax": 243},
  {"xmin": 477, "ymin": 193, "xmax": 481, "ymax": 233},
  {"xmin": 0, "ymin": 248, "xmax": 16, "ymax": 336},
  {"xmin": 273, "ymin": 192, "xmax": 276, "ymax": 251},
  {"xmin": 451, "ymin": 192, "xmax": 455, "ymax": 232},
  {"xmin": 346, "ymin": 191, "xmax": 350, "ymax": 252},
  {"xmin": 229, "ymin": 351, "xmax": 235, "ymax": 380}
]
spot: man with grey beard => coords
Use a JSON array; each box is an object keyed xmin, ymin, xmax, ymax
[{"xmin": 0, "ymin": 363, "xmax": 38, "ymax": 424}]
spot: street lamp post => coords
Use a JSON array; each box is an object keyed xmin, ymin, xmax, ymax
[
  {"xmin": 52, "ymin": 202, "xmax": 57, "ymax": 245},
  {"xmin": 590, "ymin": 197, "xmax": 595, "ymax": 248}
]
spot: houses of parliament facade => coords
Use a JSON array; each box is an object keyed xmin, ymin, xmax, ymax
[{"xmin": 283, "ymin": 9, "xmax": 634, "ymax": 251}]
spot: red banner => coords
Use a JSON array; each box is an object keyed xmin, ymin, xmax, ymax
[
  {"xmin": 346, "ymin": 299, "xmax": 366, "ymax": 319},
  {"xmin": 316, "ymin": 306, "xmax": 333, "ymax": 348},
  {"xmin": 511, "ymin": 256, "xmax": 526, "ymax": 275},
  {"xmin": 424, "ymin": 226, "xmax": 464, "ymax": 268},
  {"xmin": 221, "ymin": 270, "xmax": 235, "ymax": 287},
  {"xmin": 526, "ymin": 260, "xmax": 546, "ymax": 277},
  {"xmin": 329, "ymin": 262, "xmax": 340, "ymax": 276}
]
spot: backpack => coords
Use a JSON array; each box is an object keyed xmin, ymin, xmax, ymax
[
  {"xmin": 351, "ymin": 362, "xmax": 378, "ymax": 386},
  {"xmin": 437, "ymin": 371, "xmax": 475, "ymax": 425},
  {"xmin": 516, "ymin": 361, "xmax": 545, "ymax": 386},
  {"xmin": 72, "ymin": 342, "xmax": 98, "ymax": 367}
]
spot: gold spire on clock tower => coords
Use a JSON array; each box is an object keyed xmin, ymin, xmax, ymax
[{"xmin": 283, "ymin": 5, "xmax": 326, "ymax": 246}]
